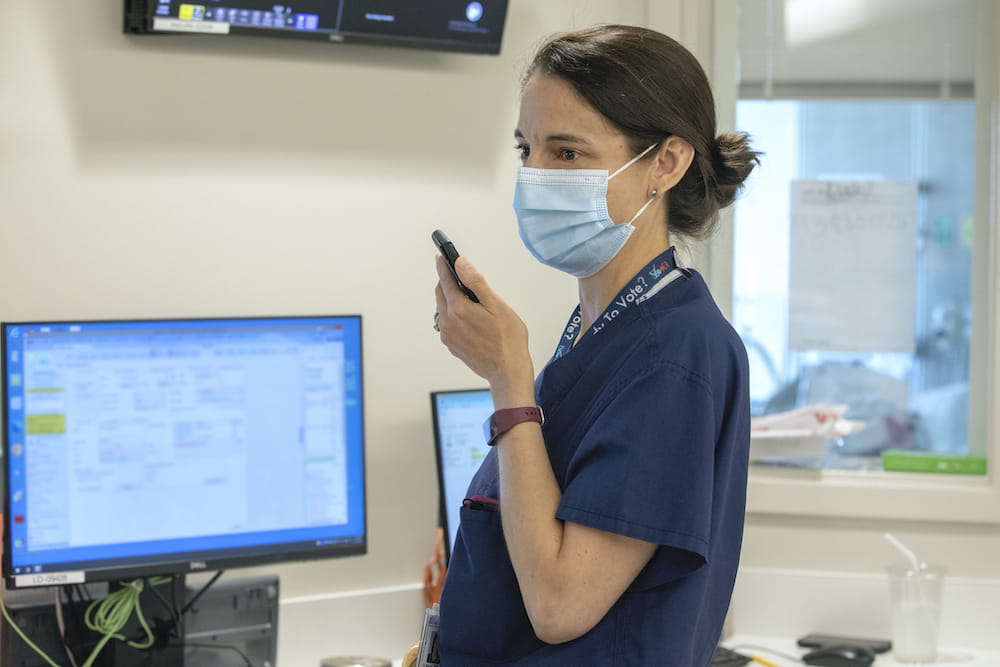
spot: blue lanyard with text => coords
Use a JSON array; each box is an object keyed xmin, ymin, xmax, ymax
[{"xmin": 553, "ymin": 247, "xmax": 687, "ymax": 360}]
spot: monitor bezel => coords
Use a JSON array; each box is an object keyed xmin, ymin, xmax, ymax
[{"xmin": 2, "ymin": 315, "xmax": 366, "ymax": 589}]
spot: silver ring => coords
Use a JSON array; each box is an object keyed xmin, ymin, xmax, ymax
[{"xmin": 433, "ymin": 312, "xmax": 440, "ymax": 332}]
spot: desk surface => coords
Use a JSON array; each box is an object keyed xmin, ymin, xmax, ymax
[{"xmin": 724, "ymin": 635, "xmax": 1000, "ymax": 666}]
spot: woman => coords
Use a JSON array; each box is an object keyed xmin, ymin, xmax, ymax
[{"xmin": 433, "ymin": 24, "xmax": 758, "ymax": 666}]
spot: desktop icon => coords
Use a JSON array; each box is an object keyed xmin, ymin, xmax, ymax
[
  {"xmin": 10, "ymin": 397, "xmax": 22, "ymax": 411},
  {"xmin": 178, "ymin": 4, "xmax": 205, "ymax": 20},
  {"xmin": 294, "ymin": 13, "xmax": 319, "ymax": 30},
  {"xmin": 14, "ymin": 538, "xmax": 24, "ymax": 548},
  {"xmin": 10, "ymin": 373, "xmax": 21, "ymax": 387},
  {"xmin": 12, "ymin": 490, "xmax": 23, "ymax": 502},
  {"xmin": 10, "ymin": 350, "xmax": 18, "ymax": 363},
  {"xmin": 11, "ymin": 444, "xmax": 23, "ymax": 456}
]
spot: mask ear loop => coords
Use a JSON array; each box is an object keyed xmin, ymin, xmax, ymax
[
  {"xmin": 625, "ymin": 192, "xmax": 657, "ymax": 225},
  {"xmin": 608, "ymin": 143, "xmax": 659, "ymax": 180},
  {"xmin": 610, "ymin": 143, "xmax": 660, "ymax": 225}
]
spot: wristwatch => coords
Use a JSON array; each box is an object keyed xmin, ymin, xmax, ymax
[{"xmin": 483, "ymin": 407, "xmax": 544, "ymax": 446}]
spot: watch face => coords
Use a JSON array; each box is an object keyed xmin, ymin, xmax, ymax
[{"xmin": 483, "ymin": 414, "xmax": 498, "ymax": 446}]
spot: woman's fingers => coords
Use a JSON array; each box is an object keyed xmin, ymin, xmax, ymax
[
  {"xmin": 435, "ymin": 254, "xmax": 464, "ymax": 304},
  {"xmin": 453, "ymin": 257, "xmax": 493, "ymax": 307}
]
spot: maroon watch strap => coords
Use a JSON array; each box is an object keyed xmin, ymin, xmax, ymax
[{"xmin": 484, "ymin": 406, "xmax": 544, "ymax": 446}]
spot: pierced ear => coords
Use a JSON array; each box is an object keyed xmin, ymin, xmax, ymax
[{"xmin": 651, "ymin": 136, "xmax": 695, "ymax": 194}]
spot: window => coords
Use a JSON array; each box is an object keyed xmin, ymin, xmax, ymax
[
  {"xmin": 734, "ymin": 99, "xmax": 977, "ymax": 470},
  {"xmin": 707, "ymin": 0, "xmax": 1000, "ymax": 522}
]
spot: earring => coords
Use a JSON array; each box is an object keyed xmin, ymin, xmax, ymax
[{"xmin": 650, "ymin": 189, "xmax": 658, "ymax": 197}]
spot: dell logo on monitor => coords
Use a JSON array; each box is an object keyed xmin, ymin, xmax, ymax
[
  {"xmin": 466, "ymin": 2, "xmax": 483, "ymax": 22},
  {"xmin": 190, "ymin": 561, "xmax": 208, "ymax": 570}
]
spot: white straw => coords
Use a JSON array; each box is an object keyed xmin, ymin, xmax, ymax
[{"xmin": 883, "ymin": 532, "xmax": 924, "ymax": 571}]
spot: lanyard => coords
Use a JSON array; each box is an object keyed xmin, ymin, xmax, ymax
[{"xmin": 553, "ymin": 247, "xmax": 687, "ymax": 360}]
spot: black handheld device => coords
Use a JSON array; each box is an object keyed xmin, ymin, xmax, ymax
[
  {"xmin": 797, "ymin": 634, "xmax": 891, "ymax": 654},
  {"xmin": 432, "ymin": 230, "xmax": 479, "ymax": 303}
]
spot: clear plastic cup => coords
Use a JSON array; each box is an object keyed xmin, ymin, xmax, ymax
[{"xmin": 887, "ymin": 564, "xmax": 946, "ymax": 663}]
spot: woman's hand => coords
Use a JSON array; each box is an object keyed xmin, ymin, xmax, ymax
[{"xmin": 434, "ymin": 255, "xmax": 535, "ymax": 406}]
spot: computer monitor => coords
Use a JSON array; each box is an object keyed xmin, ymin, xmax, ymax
[
  {"xmin": 430, "ymin": 389, "xmax": 492, "ymax": 561},
  {"xmin": 2, "ymin": 316, "xmax": 366, "ymax": 589},
  {"xmin": 124, "ymin": 0, "xmax": 510, "ymax": 55}
]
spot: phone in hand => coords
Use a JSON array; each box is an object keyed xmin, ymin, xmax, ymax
[{"xmin": 432, "ymin": 229, "xmax": 479, "ymax": 303}]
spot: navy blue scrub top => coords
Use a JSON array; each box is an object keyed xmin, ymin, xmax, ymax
[{"xmin": 438, "ymin": 253, "xmax": 751, "ymax": 667}]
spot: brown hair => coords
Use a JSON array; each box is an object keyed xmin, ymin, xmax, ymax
[{"xmin": 524, "ymin": 25, "xmax": 760, "ymax": 240}]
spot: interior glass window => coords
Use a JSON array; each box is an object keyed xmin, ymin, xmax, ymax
[{"xmin": 733, "ymin": 100, "xmax": 977, "ymax": 470}]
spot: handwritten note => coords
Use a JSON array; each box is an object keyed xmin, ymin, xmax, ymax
[{"xmin": 788, "ymin": 180, "xmax": 918, "ymax": 354}]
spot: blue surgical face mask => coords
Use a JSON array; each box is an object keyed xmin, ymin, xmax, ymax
[{"xmin": 513, "ymin": 144, "xmax": 658, "ymax": 278}]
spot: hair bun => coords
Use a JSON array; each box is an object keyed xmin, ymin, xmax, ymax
[{"xmin": 710, "ymin": 133, "xmax": 761, "ymax": 208}]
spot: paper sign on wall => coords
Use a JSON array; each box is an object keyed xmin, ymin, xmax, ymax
[{"xmin": 788, "ymin": 180, "xmax": 918, "ymax": 354}]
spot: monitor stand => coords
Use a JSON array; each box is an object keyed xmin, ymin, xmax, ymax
[{"xmin": 111, "ymin": 575, "xmax": 186, "ymax": 666}]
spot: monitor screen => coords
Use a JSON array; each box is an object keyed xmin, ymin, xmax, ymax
[
  {"xmin": 2, "ymin": 316, "xmax": 365, "ymax": 589},
  {"xmin": 125, "ymin": 0, "xmax": 510, "ymax": 55},
  {"xmin": 430, "ymin": 389, "xmax": 492, "ymax": 561}
]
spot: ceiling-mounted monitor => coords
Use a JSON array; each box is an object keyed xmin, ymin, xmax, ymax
[{"xmin": 124, "ymin": 0, "xmax": 510, "ymax": 55}]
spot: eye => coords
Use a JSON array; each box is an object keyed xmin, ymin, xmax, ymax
[
  {"xmin": 558, "ymin": 148, "xmax": 580, "ymax": 161},
  {"xmin": 514, "ymin": 143, "xmax": 530, "ymax": 162}
]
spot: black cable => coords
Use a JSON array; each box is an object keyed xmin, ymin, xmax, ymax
[
  {"xmin": 169, "ymin": 573, "xmax": 183, "ymax": 637},
  {"xmin": 144, "ymin": 578, "xmax": 181, "ymax": 629},
  {"xmin": 58, "ymin": 584, "xmax": 83, "ymax": 666},
  {"xmin": 114, "ymin": 571, "xmax": 226, "ymax": 656},
  {"xmin": 73, "ymin": 584, "xmax": 90, "ymax": 603},
  {"xmin": 129, "ymin": 578, "xmax": 185, "ymax": 651},
  {"xmin": 180, "ymin": 570, "xmax": 224, "ymax": 617},
  {"xmin": 59, "ymin": 584, "xmax": 108, "ymax": 661},
  {"xmin": 175, "ymin": 640, "xmax": 254, "ymax": 667}
]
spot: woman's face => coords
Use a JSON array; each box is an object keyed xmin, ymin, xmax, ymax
[{"xmin": 515, "ymin": 74, "xmax": 654, "ymax": 226}]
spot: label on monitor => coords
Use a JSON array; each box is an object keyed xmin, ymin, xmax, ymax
[
  {"xmin": 153, "ymin": 19, "xmax": 231, "ymax": 34},
  {"xmin": 15, "ymin": 571, "xmax": 85, "ymax": 587}
]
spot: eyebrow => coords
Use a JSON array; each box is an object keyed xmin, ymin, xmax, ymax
[{"xmin": 513, "ymin": 129, "xmax": 593, "ymax": 145}]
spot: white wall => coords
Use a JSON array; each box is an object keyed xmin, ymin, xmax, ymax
[{"xmin": 0, "ymin": 0, "xmax": 648, "ymax": 661}]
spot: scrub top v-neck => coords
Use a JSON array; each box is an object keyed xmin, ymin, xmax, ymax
[{"xmin": 437, "ymin": 247, "xmax": 751, "ymax": 667}]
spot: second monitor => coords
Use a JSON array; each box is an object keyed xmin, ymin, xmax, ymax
[{"xmin": 430, "ymin": 388, "xmax": 493, "ymax": 561}]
